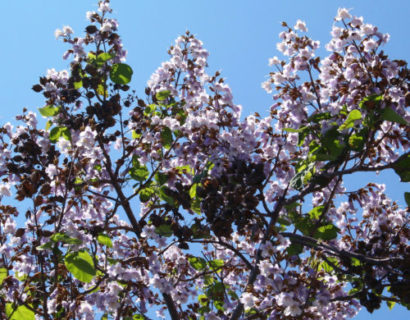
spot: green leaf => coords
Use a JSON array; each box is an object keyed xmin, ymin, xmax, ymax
[
  {"xmin": 287, "ymin": 243, "xmax": 303, "ymax": 256},
  {"xmin": 155, "ymin": 224, "xmax": 173, "ymax": 237},
  {"xmin": 64, "ymin": 250, "xmax": 96, "ymax": 283},
  {"xmin": 392, "ymin": 153, "xmax": 410, "ymax": 182},
  {"xmin": 348, "ymin": 134, "xmax": 364, "ymax": 150},
  {"xmin": 132, "ymin": 130, "xmax": 141, "ymax": 139},
  {"xmin": 129, "ymin": 157, "xmax": 149, "ymax": 181},
  {"xmin": 290, "ymin": 162, "xmax": 315, "ymax": 191},
  {"xmin": 49, "ymin": 126, "xmax": 71, "ymax": 143},
  {"xmin": 307, "ymin": 112, "xmax": 332, "ymax": 123},
  {"xmin": 189, "ymin": 183, "xmax": 199, "ymax": 199},
  {"xmin": 188, "ymin": 256, "xmax": 207, "ymax": 270},
  {"xmin": 6, "ymin": 304, "xmax": 35, "ymax": 320},
  {"xmin": 198, "ymin": 294, "xmax": 209, "ymax": 307},
  {"xmin": 36, "ymin": 242, "xmax": 54, "ymax": 251},
  {"xmin": 314, "ymin": 224, "xmax": 339, "ymax": 240},
  {"xmin": 139, "ymin": 187, "xmax": 155, "ymax": 203},
  {"xmin": 156, "ymin": 90, "xmax": 171, "ymax": 101},
  {"xmin": 88, "ymin": 52, "xmax": 97, "ymax": 62},
  {"xmin": 308, "ymin": 205, "xmax": 324, "ymax": 220},
  {"xmin": 0, "ymin": 267, "xmax": 7, "ymax": 285},
  {"xmin": 97, "ymin": 234, "xmax": 113, "ymax": 248},
  {"xmin": 338, "ymin": 109, "xmax": 362, "ymax": 131},
  {"xmin": 359, "ymin": 94, "xmax": 383, "ymax": 109},
  {"xmin": 387, "ymin": 300, "xmax": 396, "ymax": 310},
  {"xmin": 96, "ymin": 52, "xmax": 114, "ymax": 67},
  {"xmin": 133, "ymin": 315, "xmax": 144, "ymax": 320},
  {"xmin": 74, "ymin": 80, "xmax": 83, "ymax": 89},
  {"xmin": 154, "ymin": 172, "xmax": 168, "ymax": 185},
  {"xmin": 39, "ymin": 105, "xmax": 60, "ymax": 117},
  {"xmin": 159, "ymin": 186, "xmax": 177, "ymax": 207},
  {"xmin": 45, "ymin": 120, "xmax": 52, "ymax": 131},
  {"xmin": 405, "ymin": 192, "xmax": 410, "ymax": 207},
  {"xmin": 214, "ymin": 299, "xmax": 225, "ymax": 311},
  {"xmin": 208, "ymin": 259, "xmax": 224, "ymax": 271},
  {"xmin": 160, "ymin": 127, "xmax": 173, "ymax": 149},
  {"xmin": 382, "ymin": 106, "xmax": 408, "ymax": 125},
  {"xmin": 50, "ymin": 232, "xmax": 82, "ymax": 245},
  {"xmin": 110, "ymin": 63, "xmax": 133, "ymax": 85}
]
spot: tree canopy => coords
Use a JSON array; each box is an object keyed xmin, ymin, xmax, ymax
[{"xmin": 0, "ymin": 1, "xmax": 409, "ymax": 319}]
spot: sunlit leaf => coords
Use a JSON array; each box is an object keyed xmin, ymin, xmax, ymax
[
  {"xmin": 97, "ymin": 234, "xmax": 113, "ymax": 248},
  {"xmin": 110, "ymin": 63, "xmax": 133, "ymax": 84},
  {"xmin": 64, "ymin": 250, "xmax": 96, "ymax": 283},
  {"xmin": 39, "ymin": 105, "xmax": 60, "ymax": 117}
]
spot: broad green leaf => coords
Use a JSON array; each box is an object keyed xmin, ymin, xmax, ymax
[
  {"xmin": 64, "ymin": 250, "xmax": 96, "ymax": 283},
  {"xmin": 405, "ymin": 192, "xmax": 410, "ymax": 207},
  {"xmin": 88, "ymin": 52, "xmax": 97, "ymax": 62},
  {"xmin": 189, "ymin": 183, "xmax": 199, "ymax": 198},
  {"xmin": 314, "ymin": 224, "xmax": 339, "ymax": 240},
  {"xmin": 287, "ymin": 243, "xmax": 303, "ymax": 256},
  {"xmin": 49, "ymin": 126, "xmax": 71, "ymax": 143},
  {"xmin": 155, "ymin": 224, "xmax": 173, "ymax": 237},
  {"xmin": 154, "ymin": 172, "xmax": 168, "ymax": 185},
  {"xmin": 214, "ymin": 300, "xmax": 225, "ymax": 311},
  {"xmin": 318, "ymin": 261, "xmax": 334, "ymax": 273},
  {"xmin": 60, "ymin": 127, "xmax": 71, "ymax": 141},
  {"xmin": 392, "ymin": 153, "xmax": 410, "ymax": 182},
  {"xmin": 96, "ymin": 52, "xmax": 114, "ymax": 66},
  {"xmin": 160, "ymin": 127, "xmax": 173, "ymax": 149},
  {"xmin": 139, "ymin": 187, "xmax": 155, "ymax": 203},
  {"xmin": 97, "ymin": 234, "xmax": 113, "ymax": 248},
  {"xmin": 110, "ymin": 63, "xmax": 133, "ymax": 84},
  {"xmin": 6, "ymin": 304, "xmax": 35, "ymax": 320},
  {"xmin": 206, "ymin": 281, "xmax": 225, "ymax": 299},
  {"xmin": 156, "ymin": 90, "xmax": 171, "ymax": 101},
  {"xmin": 132, "ymin": 130, "xmax": 141, "ymax": 139},
  {"xmin": 50, "ymin": 232, "xmax": 82, "ymax": 245},
  {"xmin": 0, "ymin": 267, "xmax": 7, "ymax": 285},
  {"xmin": 39, "ymin": 105, "xmax": 60, "ymax": 117},
  {"xmin": 382, "ymin": 106, "xmax": 408, "ymax": 125},
  {"xmin": 351, "ymin": 257, "xmax": 361, "ymax": 267},
  {"xmin": 359, "ymin": 94, "xmax": 383, "ymax": 109},
  {"xmin": 290, "ymin": 163, "xmax": 315, "ymax": 191},
  {"xmin": 36, "ymin": 242, "xmax": 54, "ymax": 251},
  {"xmin": 338, "ymin": 109, "xmax": 362, "ymax": 131},
  {"xmin": 198, "ymin": 294, "xmax": 209, "ymax": 306},
  {"xmin": 159, "ymin": 186, "xmax": 177, "ymax": 207},
  {"xmin": 144, "ymin": 104, "xmax": 156, "ymax": 116},
  {"xmin": 133, "ymin": 315, "xmax": 144, "ymax": 320},
  {"xmin": 129, "ymin": 157, "xmax": 149, "ymax": 182},
  {"xmin": 348, "ymin": 134, "xmax": 364, "ymax": 150},
  {"xmin": 188, "ymin": 256, "xmax": 207, "ymax": 270},
  {"xmin": 208, "ymin": 259, "xmax": 224, "ymax": 271},
  {"xmin": 308, "ymin": 205, "xmax": 324, "ymax": 220},
  {"xmin": 74, "ymin": 80, "xmax": 83, "ymax": 89}
]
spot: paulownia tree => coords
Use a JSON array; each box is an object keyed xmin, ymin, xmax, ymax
[{"xmin": 0, "ymin": 1, "xmax": 409, "ymax": 319}]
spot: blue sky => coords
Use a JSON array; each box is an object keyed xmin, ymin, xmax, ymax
[{"xmin": 0, "ymin": 1, "xmax": 408, "ymax": 319}]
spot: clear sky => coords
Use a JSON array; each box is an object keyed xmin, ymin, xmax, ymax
[{"xmin": 0, "ymin": 1, "xmax": 408, "ymax": 319}]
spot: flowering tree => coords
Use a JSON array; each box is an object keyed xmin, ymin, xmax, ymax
[{"xmin": 0, "ymin": 1, "xmax": 409, "ymax": 319}]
